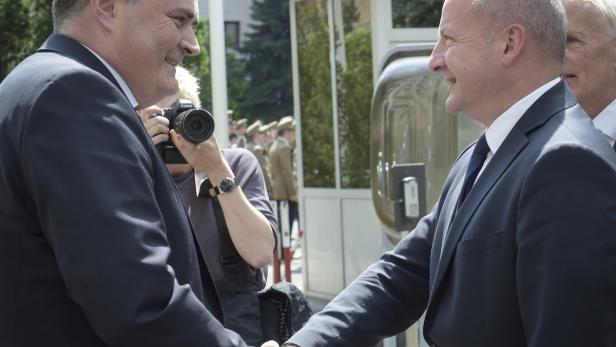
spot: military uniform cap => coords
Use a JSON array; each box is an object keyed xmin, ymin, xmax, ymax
[
  {"xmin": 260, "ymin": 120, "xmax": 278, "ymax": 132},
  {"xmin": 246, "ymin": 120, "xmax": 263, "ymax": 137},
  {"xmin": 277, "ymin": 116, "xmax": 295, "ymax": 130},
  {"xmin": 236, "ymin": 118, "xmax": 248, "ymax": 127}
]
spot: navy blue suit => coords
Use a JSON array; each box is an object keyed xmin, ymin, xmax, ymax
[
  {"xmin": 290, "ymin": 82, "xmax": 616, "ymax": 346},
  {"xmin": 0, "ymin": 34, "xmax": 247, "ymax": 346}
]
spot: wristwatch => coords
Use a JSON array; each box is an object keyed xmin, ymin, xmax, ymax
[{"xmin": 210, "ymin": 177, "xmax": 238, "ymax": 196}]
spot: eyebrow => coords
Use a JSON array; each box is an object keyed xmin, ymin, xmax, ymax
[{"xmin": 170, "ymin": 8, "xmax": 198, "ymax": 24}]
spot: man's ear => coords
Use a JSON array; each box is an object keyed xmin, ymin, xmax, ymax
[
  {"xmin": 500, "ymin": 24, "xmax": 526, "ymax": 67},
  {"xmin": 89, "ymin": 0, "xmax": 118, "ymax": 31}
]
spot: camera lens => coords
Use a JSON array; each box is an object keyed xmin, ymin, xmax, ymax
[
  {"xmin": 175, "ymin": 108, "xmax": 215, "ymax": 143},
  {"xmin": 190, "ymin": 118, "xmax": 205, "ymax": 133}
]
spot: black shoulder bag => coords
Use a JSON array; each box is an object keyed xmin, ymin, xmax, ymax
[{"xmin": 205, "ymin": 178, "xmax": 313, "ymax": 344}]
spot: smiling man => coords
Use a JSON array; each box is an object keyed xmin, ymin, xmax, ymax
[
  {"xmin": 0, "ymin": 0, "xmax": 254, "ymax": 346},
  {"xmin": 563, "ymin": 0, "xmax": 616, "ymax": 148},
  {"xmin": 284, "ymin": 0, "xmax": 616, "ymax": 346}
]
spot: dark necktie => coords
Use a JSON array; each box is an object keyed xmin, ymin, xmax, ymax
[
  {"xmin": 458, "ymin": 134, "xmax": 490, "ymax": 206},
  {"xmin": 613, "ymin": 141, "xmax": 616, "ymax": 152},
  {"xmin": 440, "ymin": 135, "xmax": 490, "ymax": 257}
]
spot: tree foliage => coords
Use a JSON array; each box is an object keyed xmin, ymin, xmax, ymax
[
  {"xmin": 337, "ymin": 26, "xmax": 372, "ymax": 188},
  {"xmin": 0, "ymin": 0, "xmax": 52, "ymax": 81},
  {"xmin": 241, "ymin": 0, "xmax": 293, "ymax": 123},
  {"xmin": 392, "ymin": 0, "xmax": 443, "ymax": 28},
  {"xmin": 296, "ymin": 0, "xmax": 335, "ymax": 188},
  {"xmin": 183, "ymin": 20, "xmax": 213, "ymax": 110}
]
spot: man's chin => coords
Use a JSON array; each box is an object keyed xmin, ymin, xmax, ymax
[
  {"xmin": 563, "ymin": 78, "xmax": 578, "ymax": 92},
  {"xmin": 444, "ymin": 97, "xmax": 459, "ymax": 113}
]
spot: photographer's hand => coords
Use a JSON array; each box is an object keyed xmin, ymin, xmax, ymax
[
  {"xmin": 137, "ymin": 105, "xmax": 170, "ymax": 145},
  {"xmin": 170, "ymin": 131, "xmax": 231, "ymax": 180}
]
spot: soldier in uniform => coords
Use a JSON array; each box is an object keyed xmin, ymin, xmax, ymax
[
  {"xmin": 234, "ymin": 118, "xmax": 248, "ymax": 148},
  {"xmin": 268, "ymin": 116, "xmax": 298, "ymax": 230},
  {"xmin": 247, "ymin": 121, "xmax": 273, "ymax": 197},
  {"xmin": 262, "ymin": 120, "xmax": 278, "ymax": 152}
]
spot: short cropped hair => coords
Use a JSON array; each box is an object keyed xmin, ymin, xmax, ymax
[
  {"xmin": 175, "ymin": 66, "xmax": 202, "ymax": 107},
  {"xmin": 471, "ymin": 0, "xmax": 566, "ymax": 61},
  {"xmin": 52, "ymin": 0, "xmax": 88, "ymax": 30},
  {"xmin": 52, "ymin": 0, "xmax": 140, "ymax": 31},
  {"xmin": 587, "ymin": 0, "xmax": 616, "ymax": 37}
]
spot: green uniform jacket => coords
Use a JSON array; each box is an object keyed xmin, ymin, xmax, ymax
[{"xmin": 268, "ymin": 138, "xmax": 296, "ymax": 200}]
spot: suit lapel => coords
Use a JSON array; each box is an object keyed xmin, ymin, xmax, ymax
[
  {"xmin": 38, "ymin": 34, "xmax": 126, "ymax": 102},
  {"xmin": 427, "ymin": 81, "xmax": 575, "ymax": 310}
]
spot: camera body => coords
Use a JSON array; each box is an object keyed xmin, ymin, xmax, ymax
[{"xmin": 156, "ymin": 99, "xmax": 215, "ymax": 164}]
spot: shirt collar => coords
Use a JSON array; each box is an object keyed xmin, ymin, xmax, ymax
[
  {"xmin": 592, "ymin": 98, "xmax": 616, "ymax": 144},
  {"xmin": 485, "ymin": 78, "xmax": 560, "ymax": 155},
  {"xmin": 81, "ymin": 44, "xmax": 139, "ymax": 109}
]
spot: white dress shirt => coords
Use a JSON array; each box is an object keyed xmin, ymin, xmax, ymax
[
  {"xmin": 82, "ymin": 44, "xmax": 139, "ymax": 109},
  {"xmin": 592, "ymin": 98, "xmax": 616, "ymax": 147},
  {"xmin": 476, "ymin": 78, "xmax": 561, "ymax": 180}
]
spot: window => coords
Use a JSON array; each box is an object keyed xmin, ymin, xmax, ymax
[{"xmin": 224, "ymin": 21, "xmax": 240, "ymax": 49}]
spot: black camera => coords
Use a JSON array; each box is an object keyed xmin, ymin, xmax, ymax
[{"xmin": 156, "ymin": 99, "xmax": 215, "ymax": 164}]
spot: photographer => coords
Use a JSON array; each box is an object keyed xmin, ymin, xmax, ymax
[{"xmin": 139, "ymin": 67, "xmax": 277, "ymax": 345}]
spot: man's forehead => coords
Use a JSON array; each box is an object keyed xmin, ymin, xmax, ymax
[
  {"xmin": 566, "ymin": 0, "xmax": 607, "ymax": 30},
  {"xmin": 157, "ymin": 0, "xmax": 199, "ymax": 16}
]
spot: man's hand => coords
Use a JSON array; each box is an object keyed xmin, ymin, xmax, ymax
[
  {"xmin": 261, "ymin": 341, "xmax": 279, "ymax": 347},
  {"xmin": 170, "ymin": 131, "xmax": 232, "ymax": 182},
  {"xmin": 138, "ymin": 105, "xmax": 169, "ymax": 145}
]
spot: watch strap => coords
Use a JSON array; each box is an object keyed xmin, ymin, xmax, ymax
[{"xmin": 200, "ymin": 177, "xmax": 236, "ymax": 197}]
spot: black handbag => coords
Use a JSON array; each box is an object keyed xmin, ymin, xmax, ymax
[
  {"xmin": 258, "ymin": 281, "xmax": 313, "ymax": 343},
  {"xmin": 207, "ymin": 178, "xmax": 312, "ymax": 344}
]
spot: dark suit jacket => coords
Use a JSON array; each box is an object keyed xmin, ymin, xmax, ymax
[
  {"xmin": 290, "ymin": 82, "xmax": 616, "ymax": 346},
  {"xmin": 0, "ymin": 34, "xmax": 247, "ymax": 346}
]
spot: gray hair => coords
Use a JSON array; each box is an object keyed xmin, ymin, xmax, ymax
[
  {"xmin": 587, "ymin": 0, "xmax": 616, "ymax": 37},
  {"xmin": 52, "ymin": 0, "xmax": 140, "ymax": 31},
  {"xmin": 52, "ymin": 0, "xmax": 88, "ymax": 30},
  {"xmin": 471, "ymin": 0, "xmax": 567, "ymax": 61}
]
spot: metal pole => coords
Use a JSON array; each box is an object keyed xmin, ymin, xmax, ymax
[{"xmin": 208, "ymin": 0, "xmax": 230, "ymax": 148}]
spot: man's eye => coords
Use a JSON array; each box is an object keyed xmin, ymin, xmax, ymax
[{"xmin": 171, "ymin": 16, "xmax": 186, "ymax": 27}]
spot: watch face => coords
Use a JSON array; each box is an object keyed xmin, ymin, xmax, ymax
[{"xmin": 219, "ymin": 177, "xmax": 237, "ymax": 194}]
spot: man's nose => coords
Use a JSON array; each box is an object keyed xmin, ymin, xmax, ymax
[
  {"xmin": 181, "ymin": 30, "xmax": 201, "ymax": 56},
  {"xmin": 428, "ymin": 40, "xmax": 444, "ymax": 72}
]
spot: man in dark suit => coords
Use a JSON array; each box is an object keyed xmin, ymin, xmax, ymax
[
  {"xmin": 286, "ymin": 0, "xmax": 616, "ymax": 346},
  {"xmin": 0, "ymin": 0, "xmax": 263, "ymax": 346}
]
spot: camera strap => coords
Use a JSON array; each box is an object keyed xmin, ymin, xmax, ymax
[{"xmin": 200, "ymin": 178, "xmax": 242, "ymax": 268}]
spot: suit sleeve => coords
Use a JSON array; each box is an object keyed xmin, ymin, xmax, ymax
[
  {"xmin": 516, "ymin": 145, "xmax": 616, "ymax": 346},
  {"xmin": 20, "ymin": 72, "xmax": 247, "ymax": 347},
  {"xmin": 288, "ymin": 205, "xmax": 436, "ymax": 347}
]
